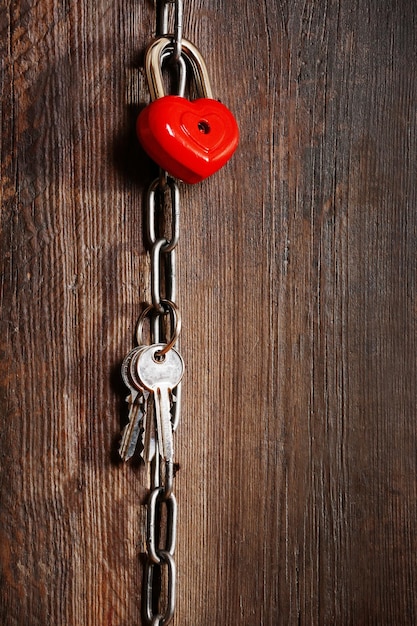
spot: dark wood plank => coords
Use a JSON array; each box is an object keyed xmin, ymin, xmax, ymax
[{"xmin": 1, "ymin": 1, "xmax": 416, "ymax": 624}]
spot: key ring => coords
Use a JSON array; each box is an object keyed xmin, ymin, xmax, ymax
[{"xmin": 136, "ymin": 299, "xmax": 182, "ymax": 356}]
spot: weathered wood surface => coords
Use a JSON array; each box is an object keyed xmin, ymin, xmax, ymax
[{"xmin": 1, "ymin": 1, "xmax": 417, "ymax": 624}]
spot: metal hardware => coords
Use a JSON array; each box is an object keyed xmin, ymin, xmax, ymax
[
  {"xmin": 156, "ymin": 0, "xmax": 183, "ymax": 62},
  {"xmin": 147, "ymin": 488, "xmax": 177, "ymax": 564},
  {"xmin": 160, "ymin": 48, "xmax": 187, "ymax": 98},
  {"xmin": 123, "ymin": 1, "xmax": 225, "ymax": 622},
  {"xmin": 144, "ymin": 36, "xmax": 213, "ymax": 101},
  {"xmin": 151, "ymin": 238, "xmax": 170, "ymax": 314},
  {"xmin": 147, "ymin": 177, "xmax": 180, "ymax": 253},
  {"xmin": 119, "ymin": 346, "xmax": 150, "ymax": 461},
  {"xmin": 141, "ymin": 168, "xmax": 181, "ymax": 624},
  {"xmin": 135, "ymin": 344, "xmax": 184, "ymax": 462},
  {"xmin": 137, "ymin": 34, "xmax": 238, "ymax": 183},
  {"xmin": 144, "ymin": 550, "xmax": 176, "ymax": 625},
  {"xmin": 136, "ymin": 300, "xmax": 182, "ymax": 355}
]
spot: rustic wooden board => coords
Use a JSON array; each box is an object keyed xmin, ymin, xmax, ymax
[{"xmin": 1, "ymin": 1, "xmax": 417, "ymax": 624}]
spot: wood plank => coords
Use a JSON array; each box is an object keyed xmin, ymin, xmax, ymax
[{"xmin": 1, "ymin": 1, "xmax": 416, "ymax": 624}]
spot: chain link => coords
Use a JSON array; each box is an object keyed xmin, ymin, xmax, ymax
[
  {"xmin": 147, "ymin": 177, "xmax": 180, "ymax": 252},
  {"xmin": 147, "ymin": 488, "xmax": 177, "ymax": 564},
  {"xmin": 144, "ymin": 551, "xmax": 176, "ymax": 626},
  {"xmin": 156, "ymin": 0, "xmax": 183, "ymax": 61}
]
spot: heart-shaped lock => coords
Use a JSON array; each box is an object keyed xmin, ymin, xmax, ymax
[
  {"xmin": 137, "ymin": 95, "xmax": 238, "ymax": 184},
  {"xmin": 137, "ymin": 37, "xmax": 239, "ymax": 184}
]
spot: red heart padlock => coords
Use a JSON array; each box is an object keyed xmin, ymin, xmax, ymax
[
  {"xmin": 137, "ymin": 95, "xmax": 239, "ymax": 184},
  {"xmin": 137, "ymin": 36, "xmax": 239, "ymax": 184}
]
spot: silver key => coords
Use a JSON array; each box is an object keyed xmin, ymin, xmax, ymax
[
  {"xmin": 136, "ymin": 344, "xmax": 184, "ymax": 462},
  {"xmin": 119, "ymin": 346, "xmax": 149, "ymax": 461}
]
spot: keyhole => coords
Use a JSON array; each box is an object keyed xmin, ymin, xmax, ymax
[{"xmin": 198, "ymin": 120, "xmax": 211, "ymax": 134}]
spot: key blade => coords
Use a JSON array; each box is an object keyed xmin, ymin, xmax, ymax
[
  {"xmin": 140, "ymin": 405, "xmax": 156, "ymax": 463},
  {"xmin": 119, "ymin": 400, "xmax": 144, "ymax": 461},
  {"xmin": 140, "ymin": 392, "xmax": 155, "ymax": 462},
  {"xmin": 154, "ymin": 385, "xmax": 174, "ymax": 462}
]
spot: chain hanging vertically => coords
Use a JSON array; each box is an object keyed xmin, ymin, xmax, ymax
[
  {"xmin": 119, "ymin": 1, "xmax": 238, "ymax": 623},
  {"xmin": 147, "ymin": 13, "xmax": 182, "ymax": 626}
]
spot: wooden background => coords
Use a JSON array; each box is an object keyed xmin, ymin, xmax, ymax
[{"xmin": 1, "ymin": 1, "xmax": 416, "ymax": 624}]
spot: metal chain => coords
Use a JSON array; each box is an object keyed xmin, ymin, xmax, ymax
[
  {"xmin": 142, "ymin": 7, "xmax": 184, "ymax": 624},
  {"xmin": 143, "ymin": 173, "xmax": 181, "ymax": 625},
  {"xmin": 134, "ymin": 1, "xmax": 236, "ymax": 621},
  {"xmin": 156, "ymin": 0, "xmax": 183, "ymax": 60}
]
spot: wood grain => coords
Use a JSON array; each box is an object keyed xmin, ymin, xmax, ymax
[{"xmin": 1, "ymin": 1, "xmax": 417, "ymax": 624}]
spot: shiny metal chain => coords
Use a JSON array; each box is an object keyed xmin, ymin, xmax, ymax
[
  {"xmin": 142, "ymin": 176, "xmax": 181, "ymax": 625},
  {"xmin": 142, "ymin": 3, "xmax": 184, "ymax": 623},
  {"xmin": 156, "ymin": 0, "xmax": 183, "ymax": 60}
]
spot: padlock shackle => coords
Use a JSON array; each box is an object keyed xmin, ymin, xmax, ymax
[{"xmin": 144, "ymin": 36, "xmax": 214, "ymax": 101}]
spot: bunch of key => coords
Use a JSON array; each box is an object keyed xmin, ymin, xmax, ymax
[{"xmin": 119, "ymin": 342, "xmax": 184, "ymax": 463}]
